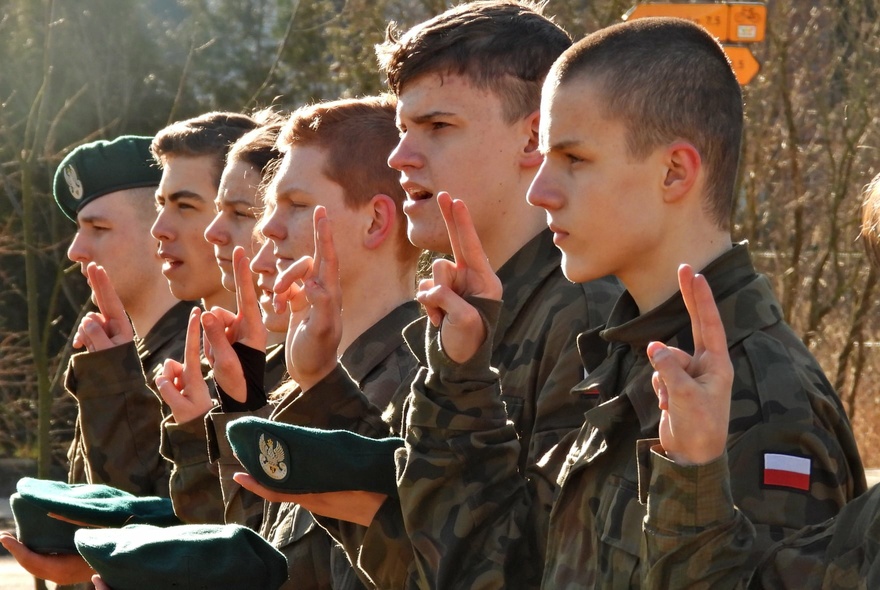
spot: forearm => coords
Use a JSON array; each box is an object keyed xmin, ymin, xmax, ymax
[
  {"xmin": 160, "ymin": 413, "xmax": 225, "ymax": 524},
  {"xmin": 205, "ymin": 404, "xmax": 273, "ymax": 529},
  {"xmin": 400, "ymin": 300, "xmax": 530, "ymax": 589},
  {"xmin": 640, "ymin": 442, "xmax": 755, "ymax": 590},
  {"xmin": 68, "ymin": 344, "xmax": 168, "ymax": 495}
]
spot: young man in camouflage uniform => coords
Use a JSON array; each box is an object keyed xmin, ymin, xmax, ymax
[
  {"xmin": 162, "ymin": 96, "xmax": 424, "ymax": 590},
  {"xmin": 237, "ymin": 3, "xmax": 621, "ymax": 588},
  {"xmin": 0, "ymin": 136, "xmax": 190, "ymax": 585},
  {"xmin": 638, "ymin": 176, "xmax": 880, "ymax": 589},
  {"xmin": 55, "ymin": 136, "xmax": 190, "ymax": 497},
  {"xmin": 397, "ymin": 16, "xmax": 866, "ymax": 589}
]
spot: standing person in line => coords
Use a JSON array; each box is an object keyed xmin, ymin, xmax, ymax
[
  {"xmin": 160, "ymin": 117, "xmax": 289, "ymax": 526},
  {"xmin": 639, "ymin": 171, "xmax": 880, "ymax": 589},
  {"xmin": 0, "ymin": 135, "xmax": 189, "ymax": 585}
]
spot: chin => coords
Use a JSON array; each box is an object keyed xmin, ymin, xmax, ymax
[{"xmin": 560, "ymin": 257, "xmax": 598, "ymax": 284}]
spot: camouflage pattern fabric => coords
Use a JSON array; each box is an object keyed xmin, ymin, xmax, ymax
[
  {"xmin": 66, "ymin": 300, "xmax": 193, "ymax": 496},
  {"xmin": 642, "ymin": 446, "xmax": 879, "ymax": 589},
  {"xmin": 399, "ymin": 243, "xmax": 865, "ymax": 589},
  {"xmin": 367, "ymin": 230, "xmax": 623, "ymax": 589},
  {"xmin": 162, "ymin": 342, "xmax": 287, "ymax": 525},
  {"xmin": 209, "ymin": 301, "xmax": 422, "ymax": 590}
]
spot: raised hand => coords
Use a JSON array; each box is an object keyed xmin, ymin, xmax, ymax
[
  {"xmin": 416, "ymin": 192, "xmax": 502, "ymax": 363},
  {"xmin": 72, "ymin": 263, "xmax": 134, "ymax": 352},
  {"xmin": 274, "ymin": 206, "xmax": 343, "ymax": 391},
  {"xmin": 232, "ymin": 472, "xmax": 384, "ymax": 527},
  {"xmin": 155, "ymin": 307, "xmax": 213, "ymax": 424},
  {"xmin": 647, "ymin": 264, "xmax": 734, "ymax": 466},
  {"xmin": 201, "ymin": 246, "xmax": 267, "ymax": 401},
  {"xmin": 0, "ymin": 531, "xmax": 95, "ymax": 584}
]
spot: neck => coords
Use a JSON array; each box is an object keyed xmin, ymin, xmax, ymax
[
  {"xmin": 338, "ymin": 260, "xmax": 415, "ymax": 354},
  {"xmin": 202, "ymin": 288, "xmax": 237, "ymax": 314},
  {"xmin": 482, "ymin": 184, "xmax": 548, "ymax": 271},
  {"xmin": 125, "ymin": 284, "xmax": 181, "ymax": 340},
  {"xmin": 623, "ymin": 228, "xmax": 733, "ymax": 315}
]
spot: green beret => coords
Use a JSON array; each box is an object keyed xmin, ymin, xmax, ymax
[
  {"xmin": 10, "ymin": 492, "xmax": 81, "ymax": 554},
  {"xmin": 10, "ymin": 478, "xmax": 180, "ymax": 554},
  {"xmin": 226, "ymin": 416, "xmax": 403, "ymax": 496},
  {"xmin": 76, "ymin": 523, "xmax": 289, "ymax": 590},
  {"xmin": 53, "ymin": 135, "xmax": 161, "ymax": 221}
]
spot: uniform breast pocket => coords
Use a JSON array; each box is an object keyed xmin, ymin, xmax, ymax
[{"xmin": 595, "ymin": 475, "xmax": 645, "ymax": 586}]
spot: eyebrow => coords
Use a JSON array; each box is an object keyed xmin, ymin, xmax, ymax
[
  {"xmin": 166, "ymin": 190, "xmax": 207, "ymax": 203},
  {"xmin": 407, "ymin": 110, "xmax": 457, "ymax": 124},
  {"xmin": 273, "ymin": 188, "xmax": 313, "ymax": 203},
  {"xmin": 76, "ymin": 213, "xmax": 111, "ymax": 226},
  {"xmin": 215, "ymin": 195, "xmax": 256, "ymax": 208},
  {"xmin": 546, "ymin": 139, "xmax": 584, "ymax": 152}
]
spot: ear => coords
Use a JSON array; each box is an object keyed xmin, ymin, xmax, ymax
[
  {"xmin": 662, "ymin": 142, "xmax": 701, "ymax": 203},
  {"xmin": 518, "ymin": 109, "xmax": 544, "ymax": 170},
  {"xmin": 363, "ymin": 194, "xmax": 397, "ymax": 251}
]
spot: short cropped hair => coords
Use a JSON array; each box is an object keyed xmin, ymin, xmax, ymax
[
  {"xmin": 276, "ymin": 95, "xmax": 415, "ymax": 261},
  {"xmin": 551, "ymin": 17, "xmax": 743, "ymax": 229},
  {"xmin": 376, "ymin": 0, "xmax": 571, "ymax": 123},
  {"xmin": 151, "ymin": 111, "xmax": 260, "ymax": 188},
  {"xmin": 860, "ymin": 173, "xmax": 880, "ymax": 267},
  {"xmin": 227, "ymin": 111, "xmax": 286, "ymax": 203}
]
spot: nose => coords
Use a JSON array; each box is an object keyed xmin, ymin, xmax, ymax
[
  {"xmin": 250, "ymin": 240, "xmax": 276, "ymax": 276},
  {"xmin": 67, "ymin": 231, "xmax": 90, "ymax": 264},
  {"xmin": 204, "ymin": 212, "xmax": 227, "ymax": 246},
  {"xmin": 387, "ymin": 133, "xmax": 422, "ymax": 172},
  {"xmin": 150, "ymin": 207, "xmax": 173, "ymax": 242},
  {"xmin": 526, "ymin": 160, "xmax": 563, "ymax": 211},
  {"xmin": 260, "ymin": 207, "xmax": 285, "ymax": 242}
]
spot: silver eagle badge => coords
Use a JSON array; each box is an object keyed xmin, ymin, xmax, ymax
[
  {"xmin": 259, "ymin": 433, "xmax": 288, "ymax": 481},
  {"xmin": 64, "ymin": 165, "xmax": 84, "ymax": 200}
]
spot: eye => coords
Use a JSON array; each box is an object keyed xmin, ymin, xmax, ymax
[
  {"xmin": 566, "ymin": 153, "xmax": 584, "ymax": 165},
  {"xmin": 430, "ymin": 121, "xmax": 449, "ymax": 131}
]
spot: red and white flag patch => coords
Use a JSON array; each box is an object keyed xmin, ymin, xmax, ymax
[{"xmin": 763, "ymin": 453, "xmax": 811, "ymax": 491}]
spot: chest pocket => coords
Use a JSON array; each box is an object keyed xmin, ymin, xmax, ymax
[
  {"xmin": 500, "ymin": 394, "xmax": 524, "ymax": 428},
  {"xmin": 595, "ymin": 474, "xmax": 645, "ymax": 586}
]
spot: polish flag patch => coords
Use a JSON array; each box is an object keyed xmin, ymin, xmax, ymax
[{"xmin": 763, "ymin": 453, "xmax": 811, "ymax": 491}]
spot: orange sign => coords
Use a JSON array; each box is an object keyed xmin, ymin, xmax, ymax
[
  {"xmin": 723, "ymin": 45, "xmax": 760, "ymax": 85},
  {"xmin": 625, "ymin": 2, "xmax": 766, "ymax": 43},
  {"xmin": 626, "ymin": 3, "xmax": 728, "ymax": 39},
  {"xmin": 728, "ymin": 3, "xmax": 766, "ymax": 42}
]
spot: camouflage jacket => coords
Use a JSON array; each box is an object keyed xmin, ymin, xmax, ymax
[
  {"xmin": 65, "ymin": 300, "xmax": 192, "ymax": 496},
  {"xmin": 546, "ymin": 243, "xmax": 865, "ymax": 588},
  {"xmin": 641, "ymin": 446, "xmax": 877, "ymax": 589},
  {"xmin": 400, "ymin": 243, "xmax": 865, "ymax": 589},
  {"xmin": 381, "ymin": 230, "xmax": 621, "ymax": 589},
  {"xmin": 208, "ymin": 301, "xmax": 421, "ymax": 590},
  {"xmin": 161, "ymin": 341, "xmax": 287, "ymax": 524}
]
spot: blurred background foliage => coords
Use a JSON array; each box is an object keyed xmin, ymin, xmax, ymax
[{"xmin": 1, "ymin": 0, "xmax": 880, "ymax": 475}]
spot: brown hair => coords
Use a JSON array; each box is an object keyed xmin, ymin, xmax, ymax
[
  {"xmin": 277, "ymin": 95, "xmax": 416, "ymax": 262},
  {"xmin": 151, "ymin": 111, "xmax": 260, "ymax": 188},
  {"xmin": 860, "ymin": 173, "xmax": 880, "ymax": 266},
  {"xmin": 550, "ymin": 17, "xmax": 743, "ymax": 230},
  {"xmin": 227, "ymin": 110, "xmax": 286, "ymax": 205},
  {"xmin": 376, "ymin": 0, "xmax": 571, "ymax": 123}
]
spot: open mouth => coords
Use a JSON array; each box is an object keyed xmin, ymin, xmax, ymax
[{"xmin": 408, "ymin": 189, "xmax": 434, "ymax": 202}]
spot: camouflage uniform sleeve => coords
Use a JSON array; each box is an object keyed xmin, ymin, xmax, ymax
[
  {"xmin": 64, "ymin": 343, "xmax": 169, "ymax": 496},
  {"xmin": 399, "ymin": 298, "xmax": 530, "ymax": 589},
  {"xmin": 205, "ymin": 404, "xmax": 274, "ymax": 529},
  {"xmin": 273, "ymin": 364, "xmax": 390, "ymax": 436},
  {"xmin": 638, "ymin": 440, "xmax": 755, "ymax": 590},
  {"xmin": 752, "ymin": 483, "xmax": 880, "ymax": 589},
  {"xmin": 160, "ymin": 411, "xmax": 226, "ymax": 524}
]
